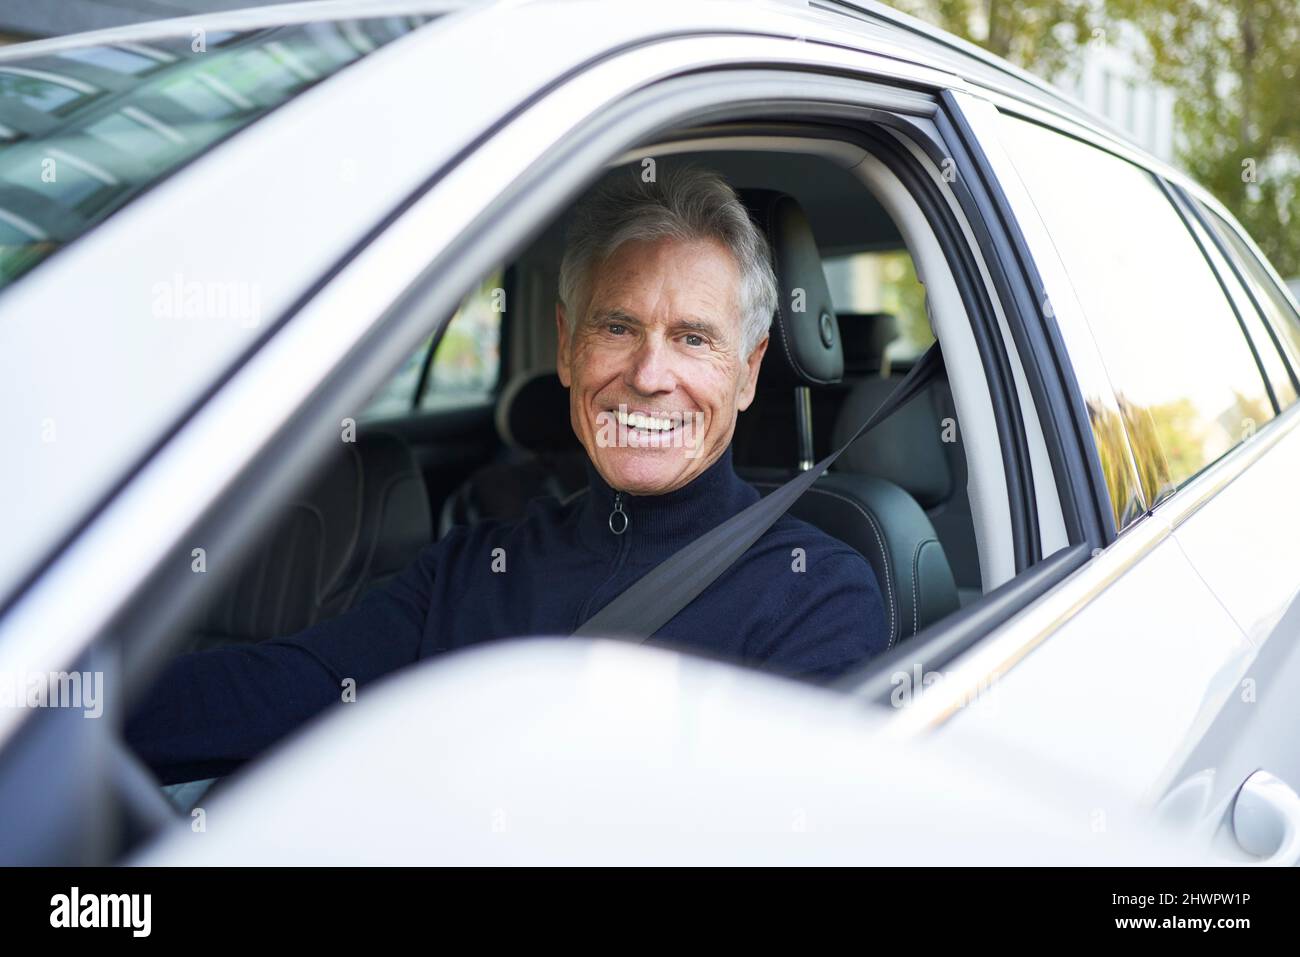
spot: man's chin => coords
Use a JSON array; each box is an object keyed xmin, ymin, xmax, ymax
[{"xmin": 594, "ymin": 448, "xmax": 698, "ymax": 495}]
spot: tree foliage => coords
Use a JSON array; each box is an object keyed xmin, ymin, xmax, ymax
[
  {"xmin": 886, "ymin": 0, "xmax": 1300, "ymax": 277},
  {"xmin": 887, "ymin": 0, "xmax": 1099, "ymax": 78},
  {"xmin": 1106, "ymin": 0, "xmax": 1299, "ymax": 276}
]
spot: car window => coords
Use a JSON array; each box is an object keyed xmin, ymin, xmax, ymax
[
  {"xmin": 0, "ymin": 16, "xmax": 432, "ymax": 290},
  {"xmin": 822, "ymin": 248, "xmax": 933, "ymax": 363},
  {"xmin": 998, "ymin": 115, "xmax": 1275, "ymax": 510},
  {"xmin": 362, "ymin": 269, "xmax": 503, "ymax": 418},
  {"xmin": 1199, "ymin": 203, "xmax": 1300, "ymax": 398},
  {"xmin": 1179, "ymin": 204, "xmax": 1298, "ymax": 410}
]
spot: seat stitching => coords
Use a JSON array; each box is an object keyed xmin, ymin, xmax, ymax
[
  {"xmin": 806, "ymin": 487, "xmax": 898, "ymax": 648},
  {"xmin": 752, "ymin": 481, "xmax": 896, "ymax": 646},
  {"xmin": 767, "ymin": 227, "xmax": 833, "ymax": 386},
  {"xmin": 773, "ymin": 306, "xmax": 836, "ymax": 386},
  {"xmin": 911, "ymin": 541, "xmax": 922, "ymax": 638},
  {"xmin": 766, "ymin": 205, "xmax": 809, "ymax": 384}
]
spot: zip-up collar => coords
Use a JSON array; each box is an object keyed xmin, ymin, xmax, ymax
[{"xmin": 576, "ymin": 445, "xmax": 758, "ymax": 561}]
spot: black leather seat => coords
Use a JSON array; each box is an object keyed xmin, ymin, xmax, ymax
[
  {"xmin": 737, "ymin": 189, "xmax": 959, "ymax": 647},
  {"xmin": 750, "ymin": 472, "xmax": 960, "ymax": 646},
  {"xmin": 830, "ymin": 329, "xmax": 982, "ymax": 602},
  {"xmin": 438, "ymin": 370, "xmax": 588, "ymax": 537},
  {"xmin": 186, "ymin": 430, "xmax": 432, "ymax": 650}
]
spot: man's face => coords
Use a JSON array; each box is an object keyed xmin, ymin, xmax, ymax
[{"xmin": 556, "ymin": 235, "xmax": 768, "ymax": 495}]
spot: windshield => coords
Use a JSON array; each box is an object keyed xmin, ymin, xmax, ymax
[{"xmin": 0, "ymin": 15, "xmax": 432, "ymax": 291}]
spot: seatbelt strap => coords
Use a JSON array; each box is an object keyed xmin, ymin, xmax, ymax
[{"xmin": 572, "ymin": 342, "xmax": 945, "ymax": 641}]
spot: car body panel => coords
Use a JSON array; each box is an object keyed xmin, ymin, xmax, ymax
[
  {"xmin": 132, "ymin": 637, "xmax": 1200, "ymax": 865},
  {"xmin": 1171, "ymin": 407, "xmax": 1300, "ymax": 648},
  {"xmin": 938, "ymin": 535, "xmax": 1252, "ymax": 802}
]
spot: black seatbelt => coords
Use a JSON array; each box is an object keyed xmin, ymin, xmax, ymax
[{"xmin": 572, "ymin": 342, "xmax": 945, "ymax": 641}]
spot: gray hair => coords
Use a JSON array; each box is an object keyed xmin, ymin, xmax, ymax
[{"xmin": 558, "ymin": 166, "xmax": 778, "ymax": 357}]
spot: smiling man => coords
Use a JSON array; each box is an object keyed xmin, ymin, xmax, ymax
[
  {"xmin": 560, "ymin": 226, "xmax": 760, "ymax": 487},
  {"xmin": 126, "ymin": 167, "xmax": 888, "ymax": 784}
]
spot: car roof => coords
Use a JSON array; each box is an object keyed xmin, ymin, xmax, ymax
[
  {"xmin": 0, "ymin": 1, "xmax": 474, "ymax": 58},
  {"xmin": 0, "ymin": 0, "xmax": 1134, "ymax": 157}
]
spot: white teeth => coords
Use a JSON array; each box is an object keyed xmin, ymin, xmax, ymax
[{"xmin": 615, "ymin": 409, "xmax": 679, "ymax": 432}]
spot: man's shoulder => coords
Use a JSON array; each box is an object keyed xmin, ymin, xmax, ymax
[
  {"xmin": 733, "ymin": 508, "xmax": 890, "ymax": 677},
  {"xmin": 739, "ymin": 511, "xmax": 881, "ymax": 601},
  {"xmin": 759, "ymin": 511, "xmax": 871, "ymax": 566}
]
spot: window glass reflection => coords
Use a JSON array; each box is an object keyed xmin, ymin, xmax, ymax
[
  {"xmin": 0, "ymin": 16, "xmax": 432, "ymax": 293},
  {"xmin": 1202, "ymin": 204, "xmax": 1300, "ymax": 403},
  {"xmin": 999, "ymin": 115, "xmax": 1274, "ymax": 506}
]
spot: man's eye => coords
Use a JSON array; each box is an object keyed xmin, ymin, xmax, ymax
[
  {"xmin": 683, "ymin": 333, "xmax": 706, "ymax": 347},
  {"xmin": 607, "ymin": 323, "xmax": 627, "ymax": 335}
]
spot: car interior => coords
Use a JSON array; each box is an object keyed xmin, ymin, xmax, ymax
[
  {"xmin": 129, "ymin": 120, "xmax": 1052, "ymax": 817},
  {"xmin": 177, "ymin": 146, "xmax": 984, "ymax": 654}
]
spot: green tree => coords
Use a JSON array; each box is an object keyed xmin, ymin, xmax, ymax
[
  {"xmin": 885, "ymin": 0, "xmax": 1300, "ymax": 277},
  {"xmin": 886, "ymin": 0, "xmax": 1099, "ymax": 79},
  {"xmin": 1104, "ymin": 0, "xmax": 1300, "ymax": 277}
]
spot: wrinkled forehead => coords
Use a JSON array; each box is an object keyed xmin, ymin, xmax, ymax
[{"xmin": 583, "ymin": 235, "xmax": 742, "ymax": 330}]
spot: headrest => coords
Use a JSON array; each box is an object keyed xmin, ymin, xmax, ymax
[
  {"xmin": 832, "ymin": 376, "xmax": 953, "ymax": 508},
  {"xmin": 495, "ymin": 370, "xmax": 582, "ymax": 454},
  {"xmin": 837, "ymin": 312, "xmax": 899, "ymax": 376},
  {"xmin": 738, "ymin": 189, "xmax": 843, "ymax": 388}
]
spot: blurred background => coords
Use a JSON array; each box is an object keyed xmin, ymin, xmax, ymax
[
  {"xmin": 0, "ymin": 0, "xmax": 1295, "ymax": 296},
  {"xmin": 886, "ymin": 0, "xmax": 1299, "ymax": 301}
]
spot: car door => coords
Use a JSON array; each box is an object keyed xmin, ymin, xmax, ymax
[
  {"xmin": 0, "ymin": 9, "xmax": 1047, "ymax": 863},
  {"xmin": 919, "ymin": 94, "xmax": 1300, "ymax": 842},
  {"xmin": 1152, "ymin": 194, "xmax": 1300, "ymax": 862}
]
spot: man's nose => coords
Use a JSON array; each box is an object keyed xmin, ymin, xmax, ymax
[{"xmin": 625, "ymin": 335, "xmax": 677, "ymax": 395}]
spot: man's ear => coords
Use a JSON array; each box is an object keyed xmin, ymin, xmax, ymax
[
  {"xmin": 554, "ymin": 303, "xmax": 571, "ymax": 388},
  {"xmin": 736, "ymin": 333, "xmax": 769, "ymax": 412}
]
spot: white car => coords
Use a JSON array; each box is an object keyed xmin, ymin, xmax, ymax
[{"xmin": 1, "ymin": 0, "xmax": 1298, "ymax": 866}]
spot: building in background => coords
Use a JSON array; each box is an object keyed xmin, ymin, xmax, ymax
[{"xmin": 1053, "ymin": 21, "xmax": 1175, "ymax": 164}]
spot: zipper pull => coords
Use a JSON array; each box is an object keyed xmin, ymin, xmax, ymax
[{"xmin": 608, "ymin": 491, "xmax": 628, "ymax": 535}]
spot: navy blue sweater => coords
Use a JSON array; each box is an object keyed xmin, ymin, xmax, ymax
[{"xmin": 126, "ymin": 447, "xmax": 888, "ymax": 783}]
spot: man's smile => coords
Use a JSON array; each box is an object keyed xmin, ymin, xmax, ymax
[{"xmin": 596, "ymin": 405, "xmax": 703, "ymax": 448}]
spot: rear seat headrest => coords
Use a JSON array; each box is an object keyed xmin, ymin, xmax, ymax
[
  {"xmin": 837, "ymin": 312, "xmax": 899, "ymax": 376},
  {"xmin": 832, "ymin": 376, "xmax": 954, "ymax": 508},
  {"xmin": 495, "ymin": 370, "xmax": 582, "ymax": 454},
  {"xmin": 738, "ymin": 189, "xmax": 843, "ymax": 389}
]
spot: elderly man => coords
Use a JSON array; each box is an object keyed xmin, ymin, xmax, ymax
[{"xmin": 127, "ymin": 168, "xmax": 888, "ymax": 784}]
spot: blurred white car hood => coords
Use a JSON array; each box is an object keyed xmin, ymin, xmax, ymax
[{"xmin": 135, "ymin": 637, "xmax": 1201, "ymax": 865}]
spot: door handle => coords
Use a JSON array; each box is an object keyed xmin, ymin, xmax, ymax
[{"xmin": 1232, "ymin": 770, "xmax": 1300, "ymax": 865}]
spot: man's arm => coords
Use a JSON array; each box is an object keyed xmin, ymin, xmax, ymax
[{"xmin": 124, "ymin": 541, "xmax": 438, "ymax": 784}]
